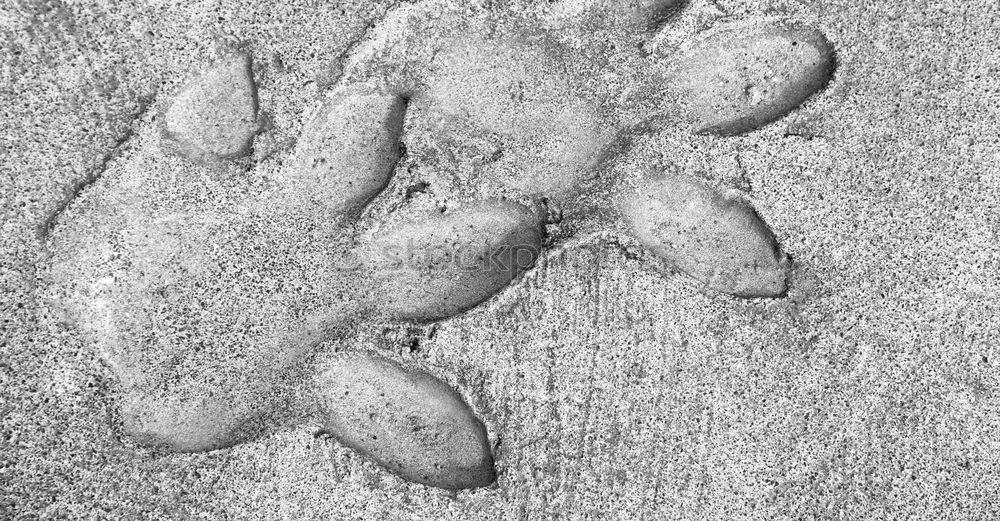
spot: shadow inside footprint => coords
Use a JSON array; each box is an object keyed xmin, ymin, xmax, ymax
[{"xmin": 119, "ymin": 390, "xmax": 265, "ymax": 453}]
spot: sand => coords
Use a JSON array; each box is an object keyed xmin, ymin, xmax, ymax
[{"xmin": 3, "ymin": 0, "xmax": 1000, "ymax": 519}]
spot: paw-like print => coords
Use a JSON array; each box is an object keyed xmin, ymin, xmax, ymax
[{"xmin": 40, "ymin": 0, "xmax": 835, "ymax": 491}]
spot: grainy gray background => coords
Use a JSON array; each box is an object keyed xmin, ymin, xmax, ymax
[{"xmin": 3, "ymin": 0, "xmax": 1000, "ymax": 519}]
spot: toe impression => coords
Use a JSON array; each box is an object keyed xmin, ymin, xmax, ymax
[
  {"xmin": 669, "ymin": 21, "xmax": 835, "ymax": 136},
  {"xmin": 164, "ymin": 53, "xmax": 259, "ymax": 161},
  {"xmin": 620, "ymin": 172, "xmax": 790, "ymax": 297},
  {"xmin": 360, "ymin": 199, "xmax": 544, "ymax": 323},
  {"xmin": 287, "ymin": 87, "xmax": 407, "ymax": 216},
  {"xmin": 312, "ymin": 352, "xmax": 496, "ymax": 490}
]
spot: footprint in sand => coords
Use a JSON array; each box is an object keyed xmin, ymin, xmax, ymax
[{"xmin": 39, "ymin": 0, "xmax": 835, "ymax": 490}]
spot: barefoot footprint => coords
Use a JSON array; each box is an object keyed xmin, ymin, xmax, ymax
[{"xmin": 40, "ymin": 0, "xmax": 835, "ymax": 490}]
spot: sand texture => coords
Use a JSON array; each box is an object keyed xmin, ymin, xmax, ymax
[{"xmin": 3, "ymin": 0, "xmax": 1000, "ymax": 519}]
